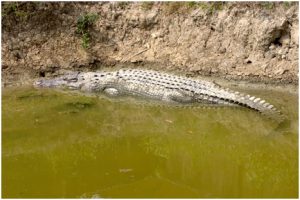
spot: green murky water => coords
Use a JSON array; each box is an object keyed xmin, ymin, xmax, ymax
[{"xmin": 2, "ymin": 86, "xmax": 298, "ymax": 198}]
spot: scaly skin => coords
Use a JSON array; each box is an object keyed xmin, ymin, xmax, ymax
[{"xmin": 34, "ymin": 69, "xmax": 284, "ymax": 122}]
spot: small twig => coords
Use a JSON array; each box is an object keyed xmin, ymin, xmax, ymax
[{"xmin": 123, "ymin": 48, "xmax": 149, "ymax": 62}]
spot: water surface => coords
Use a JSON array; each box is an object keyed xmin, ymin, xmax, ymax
[{"xmin": 2, "ymin": 86, "xmax": 298, "ymax": 198}]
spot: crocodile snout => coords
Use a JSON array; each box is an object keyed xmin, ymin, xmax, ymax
[{"xmin": 34, "ymin": 79, "xmax": 63, "ymax": 88}]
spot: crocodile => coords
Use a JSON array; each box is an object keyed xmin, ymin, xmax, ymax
[{"xmin": 34, "ymin": 68, "xmax": 284, "ymax": 122}]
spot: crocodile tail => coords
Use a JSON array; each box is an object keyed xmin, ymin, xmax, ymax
[{"xmin": 219, "ymin": 88, "xmax": 286, "ymax": 123}]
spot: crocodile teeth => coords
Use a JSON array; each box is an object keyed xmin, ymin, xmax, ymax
[{"xmin": 267, "ymin": 105, "xmax": 274, "ymax": 109}]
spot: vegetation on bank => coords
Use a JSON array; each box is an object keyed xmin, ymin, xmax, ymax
[
  {"xmin": 76, "ymin": 13, "xmax": 99, "ymax": 49},
  {"xmin": 2, "ymin": 2, "xmax": 31, "ymax": 20},
  {"xmin": 1, "ymin": 1, "xmax": 297, "ymax": 50}
]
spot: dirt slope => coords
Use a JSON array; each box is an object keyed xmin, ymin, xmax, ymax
[{"xmin": 2, "ymin": 2, "xmax": 298, "ymax": 86}]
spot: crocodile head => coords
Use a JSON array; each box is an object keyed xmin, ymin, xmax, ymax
[
  {"xmin": 34, "ymin": 71, "xmax": 114, "ymax": 92},
  {"xmin": 34, "ymin": 72, "xmax": 83, "ymax": 90}
]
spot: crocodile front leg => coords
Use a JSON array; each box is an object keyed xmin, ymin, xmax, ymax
[{"xmin": 103, "ymin": 87, "xmax": 120, "ymax": 97}]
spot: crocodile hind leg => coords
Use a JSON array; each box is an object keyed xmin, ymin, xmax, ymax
[{"xmin": 163, "ymin": 91, "xmax": 194, "ymax": 103}]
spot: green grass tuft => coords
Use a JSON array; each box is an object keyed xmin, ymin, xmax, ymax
[{"xmin": 76, "ymin": 13, "xmax": 99, "ymax": 49}]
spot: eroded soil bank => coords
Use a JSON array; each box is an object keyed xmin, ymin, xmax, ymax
[{"xmin": 2, "ymin": 2, "xmax": 299, "ymax": 87}]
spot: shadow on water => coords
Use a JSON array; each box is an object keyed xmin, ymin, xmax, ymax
[
  {"xmin": 2, "ymin": 86, "xmax": 298, "ymax": 198},
  {"xmin": 55, "ymin": 99, "xmax": 97, "ymax": 114}
]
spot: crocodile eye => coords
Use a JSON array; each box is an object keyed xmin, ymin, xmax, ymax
[{"xmin": 68, "ymin": 78, "xmax": 78, "ymax": 82}]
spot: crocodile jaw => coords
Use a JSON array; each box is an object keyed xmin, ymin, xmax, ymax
[
  {"xmin": 34, "ymin": 72, "xmax": 82, "ymax": 90},
  {"xmin": 34, "ymin": 78, "xmax": 65, "ymax": 88}
]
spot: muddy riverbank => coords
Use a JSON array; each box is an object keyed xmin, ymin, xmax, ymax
[{"xmin": 2, "ymin": 2, "xmax": 299, "ymax": 86}]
